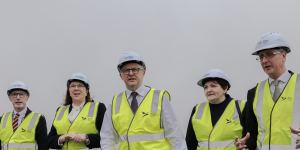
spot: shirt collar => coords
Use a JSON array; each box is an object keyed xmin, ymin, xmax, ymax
[
  {"xmin": 13, "ymin": 107, "xmax": 27, "ymax": 116},
  {"xmin": 72, "ymin": 101, "xmax": 85, "ymax": 110},
  {"xmin": 269, "ymin": 70, "xmax": 290, "ymax": 84},
  {"xmin": 125, "ymin": 85, "xmax": 150, "ymax": 99}
]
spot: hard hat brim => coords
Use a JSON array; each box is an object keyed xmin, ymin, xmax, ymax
[
  {"xmin": 67, "ymin": 79, "xmax": 89, "ymax": 88},
  {"xmin": 197, "ymin": 77, "xmax": 231, "ymax": 89},
  {"xmin": 117, "ymin": 60, "xmax": 146, "ymax": 71},
  {"xmin": 252, "ymin": 46, "xmax": 291, "ymax": 55},
  {"xmin": 7, "ymin": 88, "xmax": 30, "ymax": 96}
]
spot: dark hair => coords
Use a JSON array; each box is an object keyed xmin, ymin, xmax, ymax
[
  {"xmin": 202, "ymin": 78, "xmax": 230, "ymax": 91},
  {"xmin": 118, "ymin": 60, "xmax": 146, "ymax": 72},
  {"xmin": 63, "ymin": 80, "xmax": 92, "ymax": 106}
]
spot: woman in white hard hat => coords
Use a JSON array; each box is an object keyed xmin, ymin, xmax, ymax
[
  {"xmin": 48, "ymin": 73, "xmax": 106, "ymax": 149},
  {"xmin": 185, "ymin": 69, "xmax": 246, "ymax": 150}
]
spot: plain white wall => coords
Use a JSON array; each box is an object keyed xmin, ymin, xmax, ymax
[{"xmin": 1, "ymin": 0, "xmax": 300, "ymax": 135}]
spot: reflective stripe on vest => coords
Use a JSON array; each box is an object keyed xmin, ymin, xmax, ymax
[
  {"xmin": 119, "ymin": 132, "xmax": 165, "ymax": 143},
  {"xmin": 28, "ymin": 113, "xmax": 39, "ymax": 130},
  {"xmin": 1, "ymin": 112, "xmax": 39, "ymax": 131},
  {"xmin": 88, "ymin": 102, "xmax": 96, "ymax": 117},
  {"xmin": 57, "ymin": 106, "xmax": 68, "ymax": 121},
  {"xmin": 198, "ymin": 140, "xmax": 235, "ymax": 149},
  {"xmin": 196, "ymin": 101, "xmax": 240, "ymax": 120},
  {"xmin": 255, "ymin": 74, "xmax": 300, "ymax": 150},
  {"xmin": 56, "ymin": 102, "xmax": 96, "ymax": 121},
  {"xmin": 115, "ymin": 90, "xmax": 161, "ymax": 114},
  {"xmin": 1, "ymin": 113, "xmax": 10, "ymax": 128},
  {"xmin": 256, "ymin": 80, "xmax": 266, "ymax": 149},
  {"xmin": 292, "ymin": 74, "xmax": 300, "ymax": 129},
  {"xmin": 1, "ymin": 143, "xmax": 37, "ymax": 149},
  {"xmin": 261, "ymin": 144, "xmax": 294, "ymax": 150}
]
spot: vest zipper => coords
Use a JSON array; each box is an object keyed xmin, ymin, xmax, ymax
[
  {"xmin": 268, "ymin": 75, "xmax": 290, "ymax": 150},
  {"xmin": 125, "ymin": 89, "xmax": 151, "ymax": 150},
  {"xmin": 208, "ymin": 126, "xmax": 216, "ymax": 150}
]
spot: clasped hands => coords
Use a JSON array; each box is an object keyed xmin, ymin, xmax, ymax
[{"xmin": 59, "ymin": 133, "xmax": 89, "ymax": 144}]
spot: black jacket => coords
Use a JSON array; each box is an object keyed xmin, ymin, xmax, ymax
[
  {"xmin": 241, "ymin": 87, "xmax": 258, "ymax": 150},
  {"xmin": 47, "ymin": 102, "xmax": 106, "ymax": 149},
  {"xmin": 0, "ymin": 108, "xmax": 48, "ymax": 150}
]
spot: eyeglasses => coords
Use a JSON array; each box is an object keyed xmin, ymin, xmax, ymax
[
  {"xmin": 69, "ymin": 83, "xmax": 86, "ymax": 89},
  {"xmin": 10, "ymin": 92, "xmax": 27, "ymax": 98},
  {"xmin": 120, "ymin": 68, "xmax": 144, "ymax": 75},
  {"xmin": 256, "ymin": 50, "xmax": 282, "ymax": 61}
]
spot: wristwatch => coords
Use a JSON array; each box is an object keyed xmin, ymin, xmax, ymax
[{"xmin": 85, "ymin": 135, "xmax": 90, "ymax": 145}]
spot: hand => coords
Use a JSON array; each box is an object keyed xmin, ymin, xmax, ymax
[
  {"xmin": 234, "ymin": 132, "xmax": 250, "ymax": 150},
  {"xmin": 58, "ymin": 134, "xmax": 73, "ymax": 144},
  {"xmin": 70, "ymin": 134, "xmax": 88, "ymax": 143},
  {"xmin": 290, "ymin": 127, "xmax": 300, "ymax": 149}
]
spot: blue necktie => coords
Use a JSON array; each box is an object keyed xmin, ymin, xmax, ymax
[{"xmin": 131, "ymin": 92, "xmax": 138, "ymax": 114}]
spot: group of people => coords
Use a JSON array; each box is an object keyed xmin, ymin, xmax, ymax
[{"xmin": 0, "ymin": 32, "xmax": 299, "ymax": 150}]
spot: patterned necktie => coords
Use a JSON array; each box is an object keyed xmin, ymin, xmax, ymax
[
  {"xmin": 131, "ymin": 92, "xmax": 138, "ymax": 114},
  {"xmin": 12, "ymin": 113, "xmax": 20, "ymax": 132},
  {"xmin": 273, "ymin": 80, "xmax": 280, "ymax": 101}
]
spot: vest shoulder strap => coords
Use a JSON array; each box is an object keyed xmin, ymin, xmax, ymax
[
  {"xmin": 56, "ymin": 105, "xmax": 68, "ymax": 121},
  {"xmin": 27, "ymin": 112, "xmax": 40, "ymax": 130},
  {"xmin": 235, "ymin": 100, "xmax": 242, "ymax": 122},
  {"xmin": 1, "ymin": 112, "xmax": 11, "ymax": 128}
]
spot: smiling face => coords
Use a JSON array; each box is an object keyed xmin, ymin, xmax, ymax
[
  {"xmin": 9, "ymin": 90, "xmax": 29, "ymax": 112},
  {"xmin": 258, "ymin": 49, "xmax": 287, "ymax": 79},
  {"xmin": 120, "ymin": 62, "xmax": 146, "ymax": 91},
  {"xmin": 68, "ymin": 81, "xmax": 88, "ymax": 104},
  {"xmin": 203, "ymin": 81, "xmax": 227, "ymax": 104}
]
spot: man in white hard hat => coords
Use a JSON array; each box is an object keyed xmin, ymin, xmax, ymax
[
  {"xmin": 0, "ymin": 81, "xmax": 48, "ymax": 150},
  {"xmin": 235, "ymin": 32, "xmax": 300, "ymax": 150},
  {"xmin": 101, "ymin": 51, "xmax": 187, "ymax": 150}
]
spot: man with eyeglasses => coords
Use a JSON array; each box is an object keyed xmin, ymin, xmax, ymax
[
  {"xmin": 101, "ymin": 51, "xmax": 187, "ymax": 150},
  {"xmin": 0, "ymin": 81, "xmax": 48, "ymax": 150},
  {"xmin": 235, "ymin": 32, "xmax": 300, "ymax": 150}
]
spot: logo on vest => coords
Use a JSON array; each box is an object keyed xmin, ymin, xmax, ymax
[
  {"xmin": 82, "ymin": 117, "xmax": 86, "ymax": 120},
  {"xmin": 142, "ymin": 112, "xmax": 149, "ymax": 117},
  {"xmin": 281, "ymin": 96, "xmax": 292, "ymax": 101},
  {"xmin": 21, "ymin": 128, "xmax": 26, "ymax": 132},
  {"xmin": 226, "ymin": 119, "xmax": 232, "ymax": 124}
]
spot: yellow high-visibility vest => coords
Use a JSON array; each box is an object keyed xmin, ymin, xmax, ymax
[
  {"xmin": 53, "ymin": 102, "xmax": 99, "ymax": 150},
  {"xmin": 112, "ymin": 88, "xmax": 171, "ymax": 150},
  {"xmin": 0, "ymin": 112, "xmax": 41, "ymax": 150},
  {"xmin": 192, "ymin": 99, "xmax": 245, "ymax": 150},
  {"xmin": 253, "ymin": 73, "xmax": 300, "ymax": 150}
]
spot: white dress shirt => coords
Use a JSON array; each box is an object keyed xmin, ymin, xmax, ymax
[
  {"xmin": 68, "ymin": 102, "xmax": 85, "ymax": 123},
  {"xmin": 13, "ymin": 107, "xmax": 27, "ymax": 126},
  {"xmin": 268, "ymin": 70, "xmax": 291, "ymax": 96},
  {"xmin": 100, "ymin": 85, "xmax": 187, "ymax": 150}
]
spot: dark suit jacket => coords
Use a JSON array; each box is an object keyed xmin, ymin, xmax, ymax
[{"xmin": 0, "ymin": 108, "xmax": 48, "ymax": 150}]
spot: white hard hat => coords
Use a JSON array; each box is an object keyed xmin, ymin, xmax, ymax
[
  {"xmin": 252, "ymin": 32, "xmax": 291, "ymax": 55},
  {"xmin": 117, "ymin": 51, "xmax": 145, "ymax": 70},
  {"xmin": 68, "ymin": 72, "xmax": 90, "ymax": 87},
  {"xmin": 197, "ymin": 69, "xmax": 231, "ymax": 87},
  {"xmin": 7, "ymin": 81, "xmax": 30, "ymax": 95}
]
